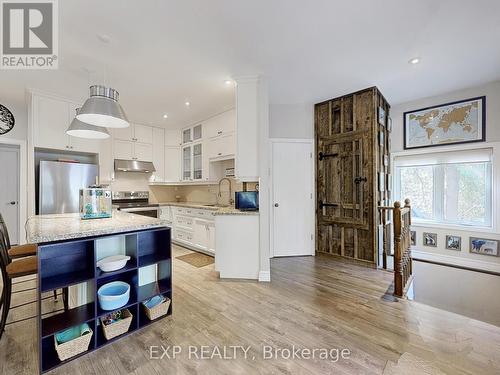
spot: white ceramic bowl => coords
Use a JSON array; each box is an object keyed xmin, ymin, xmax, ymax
[{"xmin": 96, "ymin": 255, "xmax": 131, "ymax": 272}]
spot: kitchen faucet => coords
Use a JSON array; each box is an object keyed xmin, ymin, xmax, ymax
[{"xmin": 218, "ymin": 178, "xmax": 234, "ymax": 206}]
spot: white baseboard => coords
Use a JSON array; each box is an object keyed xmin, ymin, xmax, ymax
[
  {"xmin": 258, "ymin": 271, "xmax": 271, "ymax": 282},
  {"xmin": 412, "ymin": 250, "xmax": 500, "ymax": 274}
]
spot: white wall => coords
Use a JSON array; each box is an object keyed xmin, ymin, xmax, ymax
[
  {"xmin": 391, "ymin": 80, "xmax": 500, "ymax": 271},
  {"xmin": 269, "ymin": 103, "xmax": 313, "ymax": 139},
  {"xmin": 413, "ymin": 261, "xmax": 500, "ymax": 327}
]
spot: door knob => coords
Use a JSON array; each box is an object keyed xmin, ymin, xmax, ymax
[
  {"xmin": 274, "ymin": 203, "xmax": 279, "ymax": 207},
  {"xmin": 8, "ymin": 201, "xmax": 16, "ymax": 205}
]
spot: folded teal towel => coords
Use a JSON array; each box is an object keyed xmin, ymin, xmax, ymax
[
  {"xmin": 142, "ymin": 295, "xmax": 166, "ymax": 309},
  {"xmin": 55, "ymin": 323, "xmax": 91, "ymax": 344}
]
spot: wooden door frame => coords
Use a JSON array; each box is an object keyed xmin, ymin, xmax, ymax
[
  {"xmin": 0, "ymin": 138, "xmax": 27, "ymax": 244},
  {"xmin": 269, "ymin": 138, "xmax": 315, "ymax": 258}
]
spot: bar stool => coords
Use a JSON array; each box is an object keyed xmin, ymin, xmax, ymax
[
  {"xmin": 0, "ymin": 232, "xmax": 38, "ymax": 339},
  {"xmin": 0, "ymin": 213, "xmax": 37, "ymax": 259},
  {"xmin": 0, "ymin": 213, "xmax": 56, "ymax": 300}
]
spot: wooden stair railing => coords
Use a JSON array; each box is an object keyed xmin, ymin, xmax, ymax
[
  {"xmin": 378, "ymin": 199, "xmax": 413, "ymax": 298},
  {"xmin": 393, "ymin": 199, "xmax": 413, "ymax": 297}
]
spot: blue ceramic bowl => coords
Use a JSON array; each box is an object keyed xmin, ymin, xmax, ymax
[{"xmin": 97, "ymin": 281, "xmax": 130, "ymax": 311}]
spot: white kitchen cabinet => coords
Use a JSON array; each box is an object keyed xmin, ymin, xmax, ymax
[
  {"xmin": 205, "ymin": 110, "xmax": 235, "ymax": 139},
  {"xmin": 181, "ymin": 143, "xmax": 204, "ymax": 181},
  {"xmin": 134, "ymin": 142, "xmax": 153, "ymax": 162},
  {"xmin": 151, "ymin": 127, "xmax": 165, "ymax": 182},
  {"xmin": 165, "ymin": 146, "xmax": 181, "ymax": 182},
  {"xmin": 192, "ymin": 218, "xmax": 209, "ymax": 251},
  {"xmin": 165, "ymin": 129, "xmax": 181, "ymax": 147},
  {"xmin": 182, "ymin": 145, "xmax": 192, "ymax": 180},
  {"xmin": 182, "ymin": 128, "xmax": 192, "ymax": 144},
  {"xmin": 33, "ymin": 95, "xmax": 104, "ymax": 153},
  {"xmin": 114, "ymin": 140, "xmax": 135, "ymax": 160},
  {"xmin": 169, "ymin": 205, "xmax": 216, "ymax": 255},
  {"xmin": 111, "ymin": 125, "xmax": 134, "ymax": 142},
  {"xmin": 98, "ymin": 138, "xmax": 114, "ymax": 183},
  {"xmin": 235, "ymin": 78, "xmax": 260, "ymax": 181},
  {"xmin": 193, "ymin": 143, "xmax": 202, "ymax": 180},
  {"xmin": 207, "ymin": 221, "xmax": 216, "ymax": 254},
  {"xmin": 112, "ymin": 123, "xmax": 152, "ymax": 144},
  {"xmin": 134, "ymin": 124, "xmax": 153, "ymax": 144},
  {"xmin": 34, "ymin": 95, "xmax": 70, "ymax": 150},
  {"xmin": 193, "ymin": 124, "xmax": 202, "ymax": 141},
  {"xmin": 208, "ymin": 132, "xmax": 235, "ymax": 160},
  {"xmin": 113, "ymin": 139, "xmax": 153, "ymax": 162}
]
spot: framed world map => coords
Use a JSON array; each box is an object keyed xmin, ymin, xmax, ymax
[{"xmin": 403, "ymin": 96, "xmax": 486, "ymax": 149}]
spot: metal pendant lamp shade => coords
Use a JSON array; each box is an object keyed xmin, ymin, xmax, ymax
[
  {"xmin": 67, "ymin": 108, "xmax": 110, "ymax": 139},
  {"xmin": 76, "ymin": 85, "xmax": 130, "ymax": 128}
]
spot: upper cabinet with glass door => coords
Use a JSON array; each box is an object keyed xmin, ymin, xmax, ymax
[{"xmin": 182, "ymin": 124, "xmax": 202, "ymax": 144}]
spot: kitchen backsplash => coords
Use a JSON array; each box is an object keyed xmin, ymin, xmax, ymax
[{"xmin": 149, "ymin": 179, "xmax": 258, "ymax": 204}]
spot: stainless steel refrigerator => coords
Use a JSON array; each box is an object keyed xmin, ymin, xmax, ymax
[{"xmin": 39, "ymin": 161, "xmax": 99, "ymax": 214}]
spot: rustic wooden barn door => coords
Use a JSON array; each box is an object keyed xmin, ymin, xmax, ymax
[
  {"xmin": 317, "ymin": 133, "xmax": 369, "ymax": 229},
  {"xmin": 315, "ymin": 88, "xmax": 388, "ymax": 265}
]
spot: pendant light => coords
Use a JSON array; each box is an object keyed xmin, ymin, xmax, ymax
[
  {"xmin": 67, "ymin": 108, "xmax": 110, "ymax": 139},
  {"xmin": 77, "ymin": 85, "xmax": 130, "ymax": 128}
]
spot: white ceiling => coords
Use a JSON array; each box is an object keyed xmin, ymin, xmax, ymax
[{"xmin": 1, "ymin": 0, "xmax": 500, "ymax": 128}]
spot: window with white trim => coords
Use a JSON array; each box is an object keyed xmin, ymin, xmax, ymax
[{"xmin": 394, "ymin": 148, "xmax": 493, "ymax": 227}]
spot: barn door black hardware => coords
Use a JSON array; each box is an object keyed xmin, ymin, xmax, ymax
[
  {"xmin": 354, "ymin": 176, "xmax": 367, "ymax": 184},
  {"xmin": 319, "ymin": 200, "xmax": 338, "ymax": 209},
  {"xmin": 318, "ymin": 152, "xmax": 339, "ymax": 161}
]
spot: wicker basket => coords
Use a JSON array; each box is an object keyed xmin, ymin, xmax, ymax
[
  {"xmin": 100, "ymin": 309, "xmax": 133, "ymax": 340},
  {"xmin": 54, "ymin": 328, "xmax": 93, "ymax": 362},
  {"xmin": 142, "ymin": 297, "xmax": 171, "ymax": 321}
]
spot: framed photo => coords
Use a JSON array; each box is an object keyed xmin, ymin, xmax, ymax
[
  {"xmin": 445, "ymin": 235, "xmax": 461, "ymax": 251},
  {"xmin": 410, "ymin": 231, "xmax": 416, "ymax": 246},
  {"xmin": 403, "ymin": 96, "xmax": 486, "ymax": 150},
  {"xmin": 423, "ymin": 232, "xmax": 437, "ymax": 247},
  {"xmin": 378, "ymin": 106, "xmax": 386, "ymax": 126},
  {"xmin": 470, "ymin": 237, "xmax": 499, "ymax": 257}
]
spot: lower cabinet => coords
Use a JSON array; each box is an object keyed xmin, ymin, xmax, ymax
[
  {"xmin": 192, "ymin": 219, "xmax": 209, "ymax": 252},
  {"xmin": 170, "ymin": 206, "xmax": 215, "ymax": 255}
]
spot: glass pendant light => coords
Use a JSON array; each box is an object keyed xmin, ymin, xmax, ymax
[
  {"xmin": 67, "ymin": 108, "xmax": 110, "ymax": 139},
  {"xmin": 76, "ymin": 85, "xmax": 129, "ymax": 128}
]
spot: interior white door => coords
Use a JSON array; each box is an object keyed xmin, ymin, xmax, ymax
[
  {"xmin": 0, "ymin": 144, "xmax": 20, "ymax": 244},
  {"xmin": 272, "ymin": 141, "xmax": 314, "ymax": 257}
]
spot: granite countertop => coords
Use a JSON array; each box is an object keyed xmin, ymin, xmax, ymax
[
  {"xmin": 26, "ymin": 209, "xmax": 167, "ymax": 243},
  {"xmin": 156, "ymin": 202, "xmax": 259, "ymax": 216}
]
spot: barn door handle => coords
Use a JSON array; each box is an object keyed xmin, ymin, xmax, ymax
[
  {"xmin": 354, "ymin": 177, "xmax": 367, "ymax": 184},
  {"xmin": 319, "ymin": 201, "xmax": 338, "ymax": 209},
  {"xmin": 318, "ymin": 152, "xmax": 339, "ymax": 161}
]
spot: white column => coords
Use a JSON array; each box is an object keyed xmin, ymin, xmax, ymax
[{"xmin": 233, "ymin": 75, "xmax": 271, "ymax": 282}]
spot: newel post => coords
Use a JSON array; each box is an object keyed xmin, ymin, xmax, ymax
[{"xmin": 393, "ymin": 201, "xmax": 403, "ymax": 297}]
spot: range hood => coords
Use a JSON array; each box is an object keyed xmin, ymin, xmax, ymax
[{"xmin": 114, "ymin": 159, "xmax": 156, "ymax": 173}]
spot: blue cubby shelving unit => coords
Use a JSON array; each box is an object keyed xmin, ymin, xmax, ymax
[{"xmin": 37, "ymin": 227, "xmax": 172, "ymax": 374}]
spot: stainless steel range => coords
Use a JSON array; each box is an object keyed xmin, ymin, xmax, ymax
[{"xmin": 112, "ymin": 191, "xmax": 159, "ymax": 218}]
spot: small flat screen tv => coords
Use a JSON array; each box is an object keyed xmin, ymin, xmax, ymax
[{"xmin": 235, "ymin": 191, "xmax": 259, "ymax": 211}]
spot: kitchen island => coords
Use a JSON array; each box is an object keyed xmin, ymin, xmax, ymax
[{"xmin": 26, "ymin": 210, "xmax": 172, "ymax": 374}]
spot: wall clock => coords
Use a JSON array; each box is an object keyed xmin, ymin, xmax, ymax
[{"xmin": 0, "ymin": 104, "xmax": 15, "ymax": 135}]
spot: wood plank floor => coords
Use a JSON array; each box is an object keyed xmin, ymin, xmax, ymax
[{"xmin": 1, "ymin": 245, "xmax": 500, "ymax": 374}]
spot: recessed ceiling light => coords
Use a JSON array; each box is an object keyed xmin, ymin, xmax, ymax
[
  {"xmin": 163, "ymin": 114, "xmax": 168, "ymax": 119},
  {"xmin": 409, "ymin": 57, "xmax": 420, "ymax": 65},
  {"xmin": 224, "ymin": 80, "xmax": 233, "ymax": 85},
  {"xmin": 185, "ymin": 101, "xmax": 191, "ymax": 107}
]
